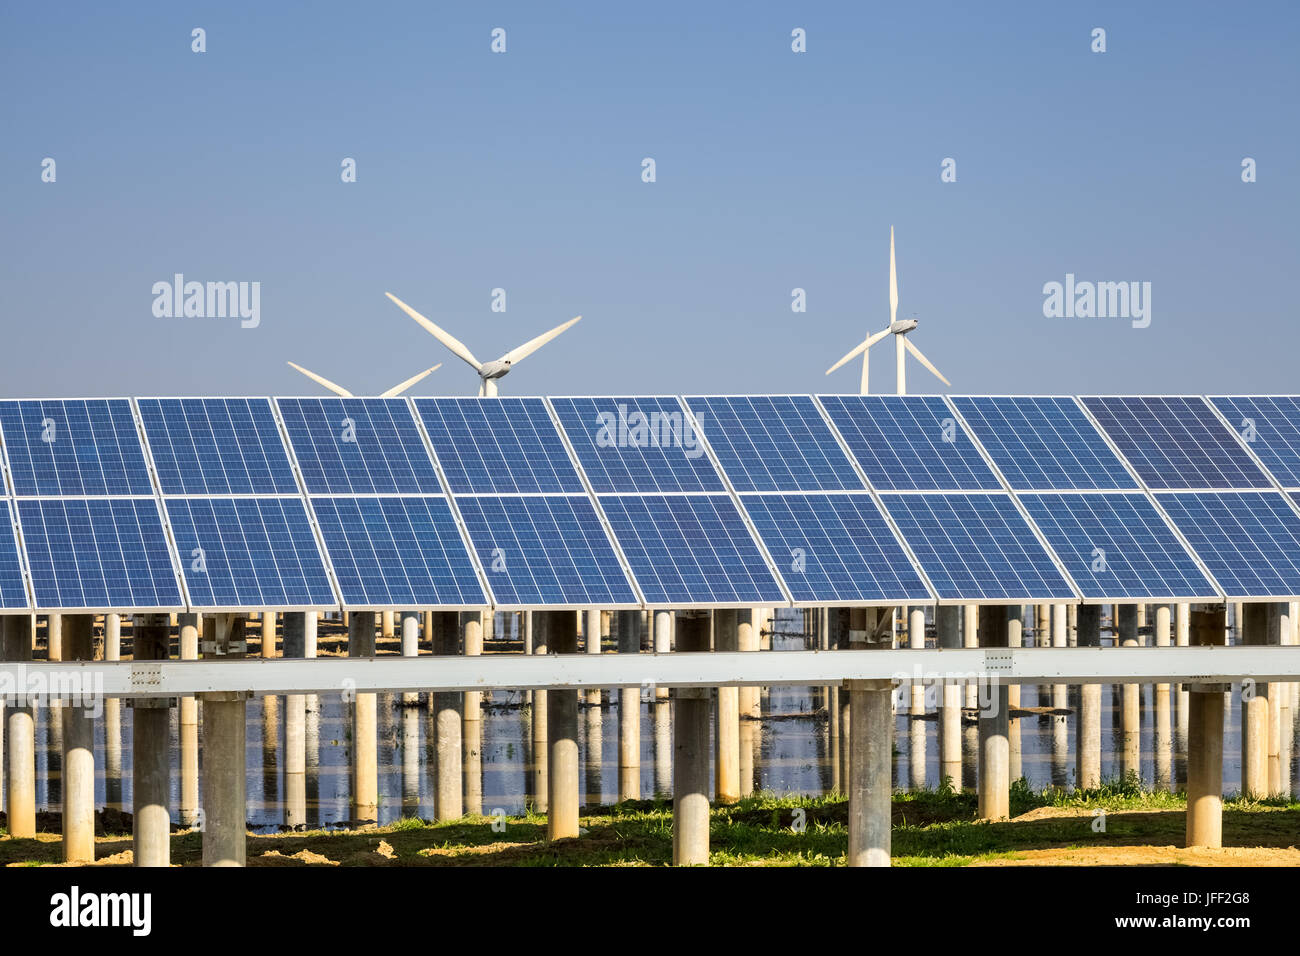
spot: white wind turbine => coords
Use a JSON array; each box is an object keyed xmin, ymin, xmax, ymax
[
  {"xmin": 286, "ymin": 361, "xmax": 442, "ymax": 398},
  {"xmin": 385, "ymin": 292, "xmax": 581, "ymax": 397},
  {"xmin": 825, "ymin": 226, "xmax": 950, "ymax": 395}
]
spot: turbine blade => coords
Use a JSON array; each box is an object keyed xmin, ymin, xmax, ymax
[
  {"xmin": 380, "ymin": 363, "xmax": 442, "ymax": 398},
  {"xmin": 287, "ymin": 361, "xmax": 353, "ymax": 398},
  {"xmin": 501, "ymin": 316, "xmax": 581, "ymax": 366},
  {"xmin": 826, "ymin": 327, "xmax": 892, "ymax": 375},
  {"xmin": 385, "ymin": 292, "xmax": 482, "ymax": 370},
  {"xmin": 903, "ymin": 337, "xmax": 951, "ymax": 387},
  {"xmin": 889, "ymin": 225, "xmax": 899, "ymax": 326}
]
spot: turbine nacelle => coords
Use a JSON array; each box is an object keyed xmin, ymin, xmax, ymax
[
  {"xmin": 890, "ymin": 319, "xmax": 918, "ymax": 335},
  {"xmin": 480, "ymin": 359, "xmax": 511, "ymax": 381}
]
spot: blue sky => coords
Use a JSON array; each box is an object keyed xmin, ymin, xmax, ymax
[{"xmin": 2, "ymin": 1, "xmax": 1296, "ymax": 397}]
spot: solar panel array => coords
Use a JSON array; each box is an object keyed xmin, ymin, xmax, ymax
[{"xmin": 3, "ymin": 393, "xmax": 1300, "ymax": 611}]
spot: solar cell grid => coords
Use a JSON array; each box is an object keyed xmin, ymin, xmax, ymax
[
  {"xmin": 1081, "ymin": 396, "xmax": 1270, "ymax": 490},
  {"xmin": 1208, "ymin": 396, "xmax": 1300, "ymax": 489},
  {"xmin": 165, "ymin": 496, "xmax": 337, "ymax": 608},
  {"xmin": 18, "ymin": 497, "xmax": 183, "ymax": 610},
  {"xmin": 551, "ymin": 397, "xmax": 724, "ymax": 493},
  {"xmin": 277, "ymin": 398, "xmax": 441, "ymax": 495},
  {"xmin": 682, "ymin": 395, "xmax": 864, "ymax": 492},
  {"xmin": 1018, "ymin": 492, "xmax": 1217, "ymax": 600},
  {"xmin": 312, "ymin": 496, "xmax": 485, "ymax": 608},
  {"xmin": 740, "ymin": 492, "xmax": 930, "ymax": 603},
  {"xmin": 880, "ymin": 492, "xmax": 1075, "ymax": 602},
  {"xmin": 0, "ymin": 500, "xmax": 29, "ymax": 609},
  {"xmin": 0, "ymin": 400, "xmax": 154, "ymax": 496},
  {"xmin": 1156, "ymin": 491, "xmax": 1300, "ymax": 599},
  {"xmin": 416, "ymin": 398, "xmax": 584, "ymax": 495},
  {"xmin": 138, "ymin": 398, "xmax": 298, "ymax": 495},
  {"xmin": 818, "ymin": 395, "xmax": 1001, "ymax": 491},
  {"xmin": 455, "ymin": 494, "xmax": 638, "ymax": 606},
  {"xmin": 951, "ymin": 396, "xmax": 1138, "ymax": 491},
  {"xmin": 599, "ymin": 493, "xmax": 786, "ymax": 605}
]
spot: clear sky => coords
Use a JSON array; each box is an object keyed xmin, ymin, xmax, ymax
[{"xmin": 2, "ymin": 1, "xmax": 1296, "ymax": 398}]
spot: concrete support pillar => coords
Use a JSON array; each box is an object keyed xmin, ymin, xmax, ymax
[
  {"xmin": 260, "ymin": 610, "xmax": 277, "ymax": 658},
  {"xmin": 201, "ymin": 614, "xmax": 247, "ymax": 866},
  {"xmin": 847, "ymin": 607, "xmax": 891, "ymax": 867},
  {"xmin": 962, "ymin": 605, "xmax": 979, "ymax": 709},
  {"xmin": 132, "ymin": 614, "xmax": 172, "ymax": 867},
  {"xmin": 177, "ymin": 614, "xmax": 200, "ymax": 827},
  {"xmin": 977, "ymin": 606, "xmax": 1010, "ymax": 821},
  {"xmin": 1175, "ymin": 602, "xmax": 1191, "ymax": 783},
  {"xmin": 105, "ymin": 613, "xmax": 121, "ymax": 660},
  {"xmin": 936, "ymin": 606, "xmax": 962, "ymax": 789},
  {"xmin": 46, "ymin": 612, "xmax": 62, "ymax": 661},
  {"xmin": 1006, "ymin": 606, "xmax": 1022, "ymax": 784},
  {"xmin": 617, "ymin": 609, "xmax": 642, "ymax": 802},
  {"xmin": 282, "ymin": 611, "xmax": 313, "ymax": 830},
  {"xmin": 381, "ymin": 609, "xmax": 395, "ymax": 640},
  {"xmin": 430, "ymin": 611, "xmax": 462, "ymax": 820},
  {"xmin": 673, "ymin": 611, "xmax": 711, "ymax": 865},
  {"xmin": 544, "ymin": 610, "xmax": 579, "ymax": 839},
  {"xmin": 1186, "ymin": 606, "xmax": 1226, "ymax": 848},
  {"xmin": 530, "ymin": 612, "xmax": 549, "ymax": 812},
  {"xmin": 1116, "ymin": 604, "xmax": 1140, "ymax": 780},
  {"xmin": 1076, "ymin": 605, "xmax": 1102, "ymax": 790},
  {"xmin": 1240, "ymin": 602, "xmax": 1270, "ymax": 798},
  {"xmin": 1153, "ymin": 605, "xmax": 1173, "ymax": 791},
  {"xmin": 2, "ymin": 615, "xmax": 35, "ymax": 838},
  {"xmin": 462, "ymin": 610, "xmax": 483, "ymax": 816},
  {"xmin": 736, "ymin": 608, "xmax": 756, "ymax": 796},
  {"xmin": 584, "ymin": 609, "xmax": 603, "ymax": 710},
  {"xmin": 908, "ymin": 607, "xmax": 927, "ymax": 789},
  {"xmin": 831, "ymin": 607, "xmax": 852, "ymax": 790},
  {"xmin": 60, "ymin": 615, "xmax": 95, "ymax": 863},
  {"xmin": 713, "ymin": 608, "xmax": 740, "ymax": 803},
  {"xmin": 348, "ymin": 611, "xmax": 378, "ymax": 824},
  {"xmin": 653, "ymin": 610, "xmax": 672, "ymax": 700}
]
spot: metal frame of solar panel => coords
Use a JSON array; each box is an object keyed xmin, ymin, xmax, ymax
[
  {"xmin": 414, "ymin": 396, "xmax": 639, "ymax": 610},
  {"xmin": 550, "ymin": 395, "xmax": 791, "ymax": 609},
  {"xmin": 1205, "ymin": 396, "xmax": 1300, "ymax": 490},
  {"xmin": 0, "ymin": 399, "xmax": 185, "ymax": 613}
]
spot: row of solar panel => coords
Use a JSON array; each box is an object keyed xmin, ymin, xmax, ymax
[{"xmin": 1, "ymin": 395, "xmax": 1299, "ymax": 612}]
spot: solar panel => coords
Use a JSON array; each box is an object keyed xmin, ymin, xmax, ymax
[
  {"xmin": 138, "ymin": 398, "xmax": 299, "ymax": 495},
  {"xmin": 1155, "ymin": 491, "xmax": 1300, "ymax": 599},
  {"xmin": 1080, "ymin": 396, "xmax": 1271, "ymax": 490},
  {"xmin": 312, "ymin": 496, "xmax": 486, "ymax": 608},
  {"xmin": 599, "ymin": 494, "xmax": 786, "ymax": 605},
  {"xmin": 879, "ymin": 492, "xmax": 1075, "ymax": 601},
  {"xmin": 740, "ymin": 493, "xmax": 930, "ymax": 603},
  {"xmin": 277, "ymin": 398, "xmax": 441, "ymax": 495},
  {"xmin": 951, "ymin": 396, "xmax": 1138, "ymax": 491},
  {"xmin": 550, "ymin": 397, "xmax": 724, "ymax": 493},
  {"xmin": 17, "ymin": 498, "xmax": 183, "ymax": 610},
  {"xmin": 415, "ymin": 398, "xmax": 584, "ymax": 495},
  {"xmin": 0, "ymin": 399, "xmax": 153, "ymax": 496},
  {"xmin": 454, "ymin": 494, "xmax": 638, "ymax": 607},
  {"xmin": 164, "ymin": 496, "xmax": 337, "ymax": 608},
  {"xmin": 0, "ymin": 500, "xmax": 30, "ymax": 610},
  {"xmin": 1207, "ymin": 396, "xmax": 1300, "ymax": 489},
  {"xmin": 682, "ymin": 395, "xmax": 864, "ymax": 492},
  {"xmin": 818, "ymin": 395, "xmax": 1001, "ymax": 491},
  {"xmin": 1018, "ymin": 492, "xmax": 1217, "ymax": 600}
]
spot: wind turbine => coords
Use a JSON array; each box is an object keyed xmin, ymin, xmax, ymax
[
  {"xmin": 385, "ymin": 292, "xmax": 581, "ymax": 397},
  {"xmin": 825, "ymin": 226, "xmax": 950, "ymax": 395},
  {"xmin": 286, "ymin": 361, "xmax": 442, "ymax": 398}
]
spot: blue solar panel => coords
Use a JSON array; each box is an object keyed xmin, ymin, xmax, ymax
[
  {"xmin": 138, "ymin": 398, "xmax": 298, "ymax": 495},
  {"xmin": 415, "ymin": 398, "xmax": 584, "ymax": 495},
  {"xmin": 550, "ymin": 397, "xmax": 724, "ymax": 493},
  {"xmin": 951, "ymin": 396, "xmax": 1138, "ymax": 491},
  {"xmin": 454, "ymin": 495, "xmax": 637, "ymax": 606},
  {"xmin": 1081, "ymin": 396, "xmax": 1270, "ymax": 490},
  {"xmin": 1019, "ymin": 493, "xmax": 1216, "ymax": 600},
  {"xmin": 1155, "ymin": 491, "xmax": 1300, "ymax": 599},
  {"xmin": 880, "ymin": 493, "xmax": 1075, "ymax": 601},
  {"xmin": 312, "ymin": 496, "xmax": 485, "ymax": 608},
  {"xmin": 277, "ymin": 398, "xmax": 441, "ymax": 495},
  {"xmin": 0, "ymin": 400, "xmax": 153, "ymax": 496},
  {"xmin": 1208, "ymin": 396, "xmax": 1300, "ymax": 489},
  {"xmin": 165, "ymin": 497, "xmax": 337, "ymax": 608},
  {"xmin": 740, "ymin": 493, "xmax": 930, "ymax": 603},
  {"xmin": 818, "ymin": 395, "xmax": 1001, "ymax": 491},
  {"xmin": 0, "ymin": 500, "xmax": 30, "ymax": 610},
  {"xmin": 682, "ymin": 396, "xmax": 864, "ymax": 492},
  {"xmin": 599, "ymin": 494, "xmax": 786, "ymax": 605},
  {"xmin": 18, "ymin": 498, "xmax": 183, "ymax": 609}
]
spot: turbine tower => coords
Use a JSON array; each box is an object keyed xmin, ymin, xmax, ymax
[
  {"xmin": 825, "ymin": 226, "xmax": 950, "ymax": 395},
  {"xmin": 286, "ymin": 361, "xmax": 441, "ymax": 398},
  {"xmin": 385, "ymin": 292, "xmax": 581, "ymax": 397}
]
